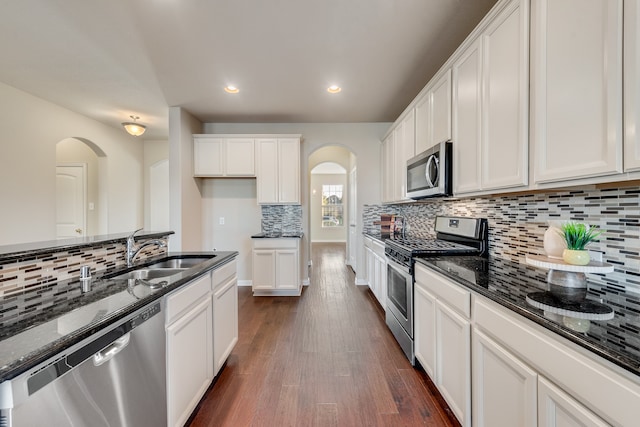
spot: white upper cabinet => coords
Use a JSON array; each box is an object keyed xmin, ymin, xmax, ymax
[
  {"xmin": 415, "ymin": 69, "xmax": 452, "ymax": 154},
  {"xmin": 625, "ymin": 1, "xmax": 640, "ymax": 172},
  {"xmin": 452, "ymin": 0, "xmax": 529, "ymax": 195},
  {"xmin": 255, "ymin": 137, "xmax": 300, "ymax": 204},
  {"xmin": 531, "ymin": 0, "xmax": 623, "ymax": 183},
  {"xmin": 452, "ymin": 38, "xmax": 483, "ymax": 194},
  {"xmin": 394, "ymin": 111, "xmax": 415, "ymax": 202},
  {"xmin": 481, "ymin": 0, "xmax": 529, "ymax": 190},
  {"xmin": 193, "ymin": 136, "xmax": 255, "ymax": 177},
  {"xmin": 382, "ymin": 133, "xmax": 395, "ymax": 203},
  {"xmin": 383, "ymin": 111, "xmax": 415, "ymax": 203}
]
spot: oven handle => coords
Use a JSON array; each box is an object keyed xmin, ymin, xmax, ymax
[{"xmin": 386, "ymin": 256, "xmax": 412, "ymax": 277}]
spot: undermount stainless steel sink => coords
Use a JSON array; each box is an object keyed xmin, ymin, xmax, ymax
[
  {"xmin": 145, "ymin": 256, "xmax": 214, "ymax": 269},
  {"xmin": 109, "ymin": 268, "xmax": 187, "ymax": 281},
  {"xmin": 106, "ymin": 255, "xmax": 215, "ymax": 281}
]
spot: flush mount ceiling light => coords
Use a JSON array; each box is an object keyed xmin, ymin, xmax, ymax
[
  {"xmin": 327, "ymin": 85, "xmax": 342, "ymax": 94},
  {"xmin": 121, "ymin": 115, "xmax": 146, "ymax": 137},
  {"xmin": 224, "ymin": 85, "xmax": 239, "ymax": 94}
]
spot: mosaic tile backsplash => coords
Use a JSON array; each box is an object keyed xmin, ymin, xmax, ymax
[
  {"xmin": 261, "ymin": 205, "xmax": 303, "ymax": 234},
  {"xmin": 0, "ymin": 237, "xmax": 169, "ymax": 297},
  {"xmin": 364, "ymin": 185, "xmax": 640, "ymax": 293}
]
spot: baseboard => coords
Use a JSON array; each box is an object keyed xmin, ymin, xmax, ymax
[
  {"xmin": 237, "ymin": 279, "xmax": 252, "ymax": 287},
  {"xmin": 355, "ymin": 278, "xmax": 369, "ymax": 286},
  {"xmin": 302, "ymin": 278, "xmax": 310, "ymax": 286}
]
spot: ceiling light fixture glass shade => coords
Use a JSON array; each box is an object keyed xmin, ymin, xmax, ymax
[
  {"xmin": 224, "ymin": 85, "xmax": 239, "ymax": 94},
  {"xmin": 327, "ymin": 85, "xmax": 342, "ymax": 94},
  {"xmin": 121, "ymin": 115, "xmax": 146, "ymax": 137}
]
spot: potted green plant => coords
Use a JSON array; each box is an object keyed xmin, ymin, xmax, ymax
[{"xmin": 560, "ymin": 222, "xmax": 603, "ymax": 265}]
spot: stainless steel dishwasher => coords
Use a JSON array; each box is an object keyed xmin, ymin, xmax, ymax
[{"xmin": 3, "ymin": 299, "xmax": 166, "ymax": 427}]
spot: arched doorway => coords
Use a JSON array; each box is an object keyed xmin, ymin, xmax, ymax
[
  {"xmin": 308, "ymin": 145, "xmax": 357, "ymax": 270},
  {"xmin": 55, "ymin": 137, "xmax": 108, "ymax": 237}
]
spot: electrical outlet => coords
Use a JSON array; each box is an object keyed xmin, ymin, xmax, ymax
[{"xmin": 219, "ymin": 217, "xmax": 225, "ymax": 225}]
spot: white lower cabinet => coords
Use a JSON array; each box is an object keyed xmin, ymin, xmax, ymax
[
  {"xmin": 472, "ymin": 328, "xmax": 537, "ymax": 427},
  {"xmin": 415, "ymin": 264, "xmax": 471, "ymax": 427},
  {"xmin": 364, "ymin": 236, "xmax": 387, "ymax": 309},
  {"xmin": 165, "ymin": 274, "xmax": 213, "ymax": 427},
  {"xmin": 474, "ymin": 296, "xmax": 640, "ymax": 427},
  {"xmin": 212, "ymin": 260, "xmax": 238, "ymax": 377},
  {"xmin": 413, "ymin": 264, "xmax": 640, "ymax": 427},
  {"xmin": 538, "ymin": 377, "xmax": 608, "ymax": 427},
  {"xmin": 252, "ymin": 238, "xmax": 301, "ymax": 296}
]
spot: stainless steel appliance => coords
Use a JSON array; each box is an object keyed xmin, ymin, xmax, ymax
[
  {"xmin": 2, "ymin": 299, "xmax": 167, "ymax": 427},
  {"xmin": 406, "ymin": 140, "xmax": 452, "ymax": 200},
  {"xmin": 385, "ymin": 216, "xmax": 488, "ymax": 364}
]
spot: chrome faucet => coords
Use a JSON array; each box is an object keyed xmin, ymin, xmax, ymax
[{"xmin": 126, "ymin": 228, "xmax": 167, "ymax": 267}]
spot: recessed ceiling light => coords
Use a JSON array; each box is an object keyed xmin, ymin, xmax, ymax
[
  {"xmin": 327, "ymin": 85, "xmax": 342, "ymax": 94},
  {"xmin": 224, "ymin": 86, "xmax": 239, "ymax": 94}
]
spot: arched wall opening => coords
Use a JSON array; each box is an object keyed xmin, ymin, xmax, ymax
[{"xmin": 55, "ymin": 137, "xmax": 108, "ymax": 237}]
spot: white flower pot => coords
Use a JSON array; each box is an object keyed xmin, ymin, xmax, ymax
[{"xmin": 543, "ymin": 220, "xmax": 567, "ymax": 259}]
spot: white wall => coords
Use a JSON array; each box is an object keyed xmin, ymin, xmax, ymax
[
  {"xmin": 0, "ymin": 81, "xmax": 144, "ymax": 246},
  {"xmin": 310, "ymin": 173, "xmax": 347, "ymax": 242},
  {"xmin": 203, "ymin": 122, "xmax": 390, "ymax": 284},
  {"xmin": 168, "ymin": 107, "xmax": 203, "ymax": 251},
  {"xmin": 201, "ymin": 179, "xmax": 260, "ymax": 282},
  {"xmin": 144, "ymin": 139, "xmax": 169, "ymax": 230}
]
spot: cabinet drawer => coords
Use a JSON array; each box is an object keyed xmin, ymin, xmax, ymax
[
  {"xmin": 252, "ymin": 238, "xmax": 299, "ymax": 250},
  {"xmin": 166, "ymin": 273, "xmax": 211, "ymax": 325},
  {"xmin": 415, "ymin": 264, "xmax": 471, "ymax": 318},
  {"xmin": 474, "ymin": 296, "xmax": 640, "ymax": 427},
  {"xmin": 212, "ymin": 259, "xmax": 237, "ymax": 290}
]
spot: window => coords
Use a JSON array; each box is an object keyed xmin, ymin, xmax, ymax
[{"xmin": 322, "ymin": 185, "xmax": 343, "ymax": 227}]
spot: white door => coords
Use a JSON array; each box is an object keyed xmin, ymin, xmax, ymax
[
  {"xmin": 150, "ymin": 159, "xmax": 170, "ymax": 231},
  {"xmin": 56, "ymin": 164, "xmax": 86, "ymax": 238}
]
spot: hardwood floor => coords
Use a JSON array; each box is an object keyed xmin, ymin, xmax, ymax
[{"xmin": 188, "ymin": 242, "xmax": 459, "ymax": 427}]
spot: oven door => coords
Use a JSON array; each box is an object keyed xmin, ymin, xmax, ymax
[{"xmin": 386, "ymin": 258, "xmax": 413, "ymax": 338}]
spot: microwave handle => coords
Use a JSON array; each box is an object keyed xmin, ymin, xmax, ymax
[{"xmin": 425, "ymin": 155, "xmax": 438, "ymax": 187}]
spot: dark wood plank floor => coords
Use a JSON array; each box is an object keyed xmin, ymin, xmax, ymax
[{"xmin": 188, "ymin": 242, "xmax": 459, "ymax": 427}]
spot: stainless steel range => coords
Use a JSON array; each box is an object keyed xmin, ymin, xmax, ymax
[{"xmin": 384, "ymin": 216, "xmax": 488, "ymax": 365}]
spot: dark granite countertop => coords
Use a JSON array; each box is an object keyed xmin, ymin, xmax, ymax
[
  {"xmin": 0, "ymin": 231, "xmax": 174, "ymax": 260},
  {"xmin": 0, "ymin": 251, "xmax": 237, "ymax": 382},
  {"xmin": 416, "ymin": 256, "xmax": 640, "ymax": 377},
  {"xmin": 251, "ymin": 232, "xmax": 304, "ymax": 238}
]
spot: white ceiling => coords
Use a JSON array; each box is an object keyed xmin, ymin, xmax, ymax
[{"xmin": 0, "ymin": 0, "xmax": 497, "ymax": 140}]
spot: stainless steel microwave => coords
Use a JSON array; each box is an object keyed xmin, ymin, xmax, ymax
[{"xmin": 406, "ymin": 140, "xmax": 452, "ymax": 199}]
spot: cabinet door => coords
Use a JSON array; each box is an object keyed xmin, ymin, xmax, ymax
[
  {"xmin": 414, "ymin": 283, "xmax": 437, "ymax": 379},
  {"xmin": 374, "ymin": 252, "xmax": 386, "ymax": 306},
  {"xmin": 435, "ymin": 301, "xmax": 471, "ymax": 427},
  {"xmin": 252, "ymin": 249, "xmax": 276, "ymax": 290},
  {"xmin": 225, "ymin": 138, "xmax": 255, "ymax": 176},
  {"xmin": 473, "ymin": 329, "xmax": 537, "ymax": 427},
  {"xmin": 275, "ymin": 249, "xmax": 298, "ymax": 290},
  {"xmin": 452, "ymin": 38, "xmax": 482, "ymax": 194},
  {"xmin": 625, "ymin": 1, "xmax": 640, "ymax": 171},
  {"xmin": 365, "ymin": 246, "xmax": 376, "ymax": 293},
  {"xmin": 194, "ymin": 137, "xmax": 224, "ymax": 176},
  {"xmin": 213, "ymin": 276, "xmax": 238, "ymax": 376},
  {"xmin": 256, "ymin": 139, "xmax": 279, "ymax": 204},
  {"xmin": 166, "ymin": 297, "xmax": 213, "ymax": 427},
  {"xmin": 430, "ymin": 69, "xmax": 452, "ymax": 147},
  {"xmin": 277, "ymin": 138, "xmax": 300, "ymax": 203},
  {"xmin": 382, "ymin": 134, "xmax": 395, "ymax": 203},
  {"xmin": 398, "ymin": 111, "xmax": 415, "ymax": 200},
  {"xmin": 482, "ymin": 0, "xmax": 529, "ymax": 190},
  {"xmin": 414, "ymin": 93, "xmax": 430, "ymax": 154},
  {"xmin": 531, "ymin": 0, "xmax": 623, "ymax": 183},
  {"xmin": 538, "ymin": 377, "xmax": 609, "ymax": 427}
]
